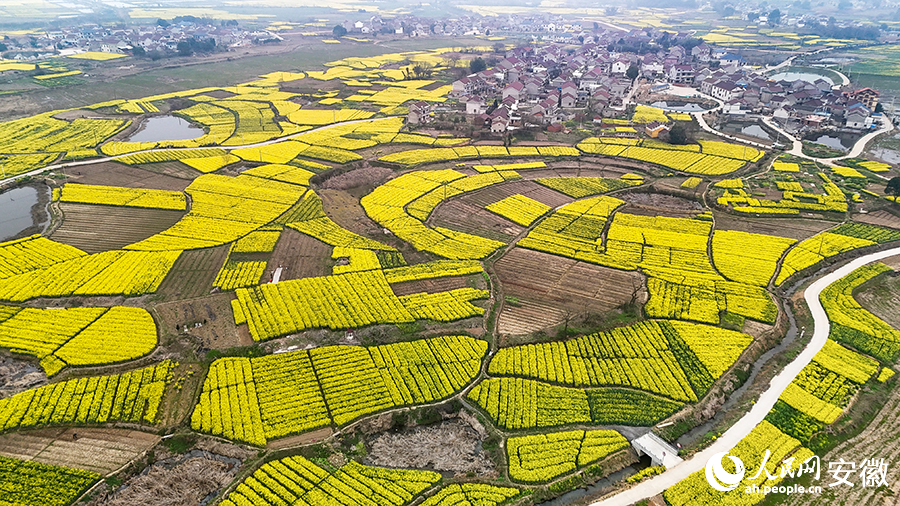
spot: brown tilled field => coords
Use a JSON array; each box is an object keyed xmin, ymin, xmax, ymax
[
  {"xmin": 428, "ymin": 199, "xmax": 523, "ymax": 243},
  {"xmin": 0, "ymin": 428, "xmax": 159, "ymax": 475},
  {"xmin": 154, "ymin": 292, "xmax": 249, "ymax": 350},
  {"xmin": 712, "ymin": 212, "xmax": 835, "ymax": 240},
  {"xmin": 51, "ymin": 203, "xmax": 184, "ymax": 253},
  {"xmin": 855, "ymin": 210, "xmax": 900, "ymax": 230},
  {"xmin": 455, "ymin": 180, "xmax": 573, "ymax": 209},
  {"xmin": 319, "ymin": 188, "xmax": 386, "ymax": 239},
  {"xmin": 156, "ymin": 245, "xmax": 230, "ymax": 300},
  {"xmin": 494, "ymin": 248, "xmax": 646, "ymax": 335},
  {"xmin": 58, "ymin": 161, "xmax": 194, "ymax": 191},
  {"xmin": 267, "ymin": 228, "xmax": 332, "ymax": 281},
  {"xmin": 390, "ymin": 275, "xmax": 473, "ymax": 297},
  {"xmin": 855, "ymin": 264, "xmax": 900, "ymax": 330}
]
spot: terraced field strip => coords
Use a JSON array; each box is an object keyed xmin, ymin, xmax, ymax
[
  {"xmin": 591, "ymin": 245, "xmax": 900, "ymax": 506},
  {"xmin": 0, "ymin": 428, "xmax": 160, "ymax": 475}
]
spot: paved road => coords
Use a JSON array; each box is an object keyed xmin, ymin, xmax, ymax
[
  {"xmin": 761, "ymin": 115, "xmax": 894, "ymax": 165},
  {"xmin": 0, "ymin": 116, "xmax": 393, "ymax": 187},
  {"xmin": 590, "ymin": 246, "xmax": 900, "ymax": 506}
]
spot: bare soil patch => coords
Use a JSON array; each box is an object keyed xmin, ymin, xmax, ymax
[
  {"xmin": 154, "ymin": 292, "xmax": 250, "ymax": 351},
  {"xmin": 495, "ymin": 248, "xmax": 646, "ymax": 335},
  {"xmin": 59, "ymin": 161, "xmax": 193, "ymax": 191},
  {"xmin": 621, "ymin": 192, "xmax": 702, "ymax": 212},
  {"xmin": 456, "ymin": 179, "xmax": 572, "ymax": 209},
  {"xmin": 320, "ymin": 167, "xmax": 393, "ymax": 191},
  {"xmin": 156, "ymin": 245, "xmax": 229, "ymax": 300},
  {"xmin": 390, "ymin": 276, "xmax": 472, "ymax": 297},
  {"xmin": 0, "ymin": 355, "xmax": 45, "ymax": 398},
  {"xmin": 366, "ymin": 419, "xmax": 493, "ymax": 475},
  {"xmin": 319, "ymin": 188, "xmax": 386, "ymax": 240},
  {"xmin": 429, "ymin": 198, "xmax": 523, "ymax": 243},
  {"xmin": 855, "ymin": 209, "xmax": 900, "ymax": 230},
  {"xmin": 0, "ymin": 428, "xmax": 159, "ymax": 475},
  {"xmin": 268, "ymin": 228, "xmax": 332, "ymax": 281},
  {"xmin": 267, "ymin": 427, "xmax": 334, "ymax": 450},
  {"xmin": 712, "ymin": 211, "xmax": 835, "ymax": 240},
  {"xmin": 51, "ymin": 203, "xmax": 184, "ymax": 253},
  {"xmin": 855, "ymin": 269, "xmax": 900, "ymax": 330}
]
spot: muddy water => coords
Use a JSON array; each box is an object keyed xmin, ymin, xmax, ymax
[
  {"xmin": 128, "ymin": 115, "xmax": 203, "ymax": 143},
  {"xmin": 0, "ymin": 185, "xmax": 50, "ymax": 242}
]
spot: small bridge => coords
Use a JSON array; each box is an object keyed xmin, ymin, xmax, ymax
[{"xmin": 631, "ymin": 432, "xmax": 682, "ymax": 469}]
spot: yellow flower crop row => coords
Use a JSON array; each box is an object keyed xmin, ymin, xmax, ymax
[
  {"xmin": 0, "ymin": 249, "xmax": 180, "ymax": 302},
  {"xmin": 711, "ymin": 230, "xmax": 796, "ymax": 286},
  {"xmin": 193, "ymin": 336, "xmax": 487, "ymax": 444},
  {"xmin": 215, "ymin": 258, "xmax": 267, "ymax": 290},
  {"xmin": 60, "ymin": 183, "xmax": 186, "ymax": 210},
  {"xmin": 419, "ymin": 483, "xmax": 522, "ymax": 506},
  {"xmin": 126, "ymin": 173, "xmax": 303, "ymax": 251},
  {"xmin": 0, "ymin": 360, "xmax": 174, "ymax": 431},
  {"xmin": 0, "ymin": 306, "xmax": 156, "ymax": 376},
  {"xmin": 467, "ymin": 378, "xmax": 683, "ymax": 429},
  {"xmin": 775, "ymin": 223, "xmax": 900, "ymax": 286},
  {"xmin": 0, "ymin": 456, "xmax": 100, "ymax": 506},
  {"xmin": 813, "ymin": 339, "xmax": 879, "ymax": 384},
  {"xmin": 332, "ymin": 247, "xmax": 381, "ymax": 274},
  {"xmin": 233, "ymin": 268, "xmax": 487, "ymax": 341},
  {"xmin": 115, "ymin": 148, "xmax": 228, "ymax": 165},
  {"xmin": 486, "ymin": 194, "xmax": 551, "ymax": 226},
  {"xmin": 507, "ymin": 429, "xmax": 629, "ymax": 483},
  {"xmin": 473, "ymin": 161, "xmax": 546, "ymax": 173},
  {"xmin": 362, "ymin": 170, "xmax": 508, "ymax": 259},
  {"xmin": 699, "ymin": 140, "xmax": 763, "ymax": 161},
  {"xmin": 180, "ymin": 154, "xmax": 241, "ymax": 173},
  {"xmin": 398, "ymin": 288, "xmax": 488, "ymax": 321},
  {"xmin": 720, "ymin": 173, "xmax": 847, "ymax": 214},
  {"xmin": 820, "ymin": 262, "xmax": 900, "ymax": 361},
  {"xmin": 219, "ymin": 456, "xmax": 440, "ymax": 506},
  {"xmin": 681, "ymin": 177, "xmax": 702, "ymax": 188},
  {"xmin": 382, "ymin": 259, "xmax": 483, "ymax": 284},
  {"xmin": 286, "ymin": 108, "xmax": 373, "ymax": 125},
  {"xmin": 0, "ymin": 235, "xmax": 85, "ymax": 280},
  {"xmin": 631, "ymin": 105, "xmax": 670, "ymax": 123},
  {"xmin": 232, "ymin": 230, "xmax": 282, "ymax": 253},
  {"xmin": 489, "ymin": 320, "xmax": 751, "ymax": 402},
  {"xmin": 664, "ymin": 421, "xmax": 813, "ymax": 506},
  {"xmin": 232, "ymin": 140, "xmax": 309, "ymax": 164},
  {"xmin": 577, "ymin": 137, "xmax": 751, "ymax": 175}
]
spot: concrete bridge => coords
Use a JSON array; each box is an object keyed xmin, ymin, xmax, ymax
[{"xmin": 631, "ymin": 432, "xmax": 682, "ymax": 469}]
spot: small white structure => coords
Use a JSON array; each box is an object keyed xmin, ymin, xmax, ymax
[{"xmin": 632, "ymin": 432, "xmax": 683, "ymax": 469}]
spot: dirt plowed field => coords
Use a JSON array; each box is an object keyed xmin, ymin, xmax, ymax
[
  {"xmin": 855, "ymin": 210, "xmax": 900, "ymax": 230},
  {"xmin": 495, "ymin": 248, "xmax": 646, "ymax": 335},
  {"xmin": 51, "ymin": 203, "xmax": 184, "ymax": 253},
  {"xmin": 268, "ymin": 228, "xmax": 332, "ymax": 281},
  {"xmin": 712, "ymin": 212, "xmax": 835, "ymax": 240},
  {"xmin": 60, "ymin": 162, "xmax": 193, "ymax": 191},
  {"xmin": 157, "ymin": 245, "xmax": 229, "ymax": 300},
  {"xmin": 0, "ymin": 428, "xmax": 159, "ymax": 475}
]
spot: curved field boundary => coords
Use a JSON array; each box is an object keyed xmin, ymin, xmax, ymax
[{"xmin": 589, "ymin": 245, "xmax": 900, "ymax": 506}]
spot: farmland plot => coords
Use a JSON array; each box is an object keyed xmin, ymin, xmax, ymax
[{"xmin": 51, "ymin": 203, "xmax": 184, "ymax": 254}]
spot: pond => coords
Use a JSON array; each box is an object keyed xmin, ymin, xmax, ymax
[
  {"xmin": 721, "ymin": 122, "xmax": 773, "ymax": 142},
  {"xmin": 810, "ymin": 133, "xmax": 858, "ymax": 151},
  {"xmin": 127, "ymin": 116, "xmax": 204, "ymax": 143},
  {"xmin": 770, "ymin": 71, "xmax": 834, "ymax": 86},
  {"xmin": 650, "ymin": 101, "xmax": 710, "ymax": 112},
  {"xmin": 0, "ymin": 186, "xmax": 49, "ymax": 242}
]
